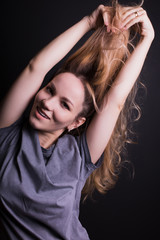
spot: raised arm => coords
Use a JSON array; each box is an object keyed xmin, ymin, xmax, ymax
[
  {"xmin": 0, "ymin": 15, "xmax": 91, "ymax": 128},
  {"xmin": 87, "ymin": 7, "xmax": 155, "ymax": 164}
]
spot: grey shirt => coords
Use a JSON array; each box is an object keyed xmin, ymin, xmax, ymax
[{"xmin": 0, "ymin": 117, "xmax": 103, "ymax": 240}]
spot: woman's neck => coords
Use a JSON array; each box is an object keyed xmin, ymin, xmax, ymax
[{"xmin": 38, "ymin": 130, "xmax": 64, "ymax": 149}]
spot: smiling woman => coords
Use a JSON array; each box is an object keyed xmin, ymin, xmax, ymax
[
  {"xmin": 0, "ymin": 0, "xmax": 154, "ymax": 239},
  {"xmin": 29, "ymin": 72, "xmax": 87, "ymax": 148}
]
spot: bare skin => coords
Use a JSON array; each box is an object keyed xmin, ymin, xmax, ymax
[
  {"xmin": 29, "ymin": 72, "xmax": 86, "ymax": 148},
  {"xmin": 0, "ymin": 4, "xmax": 154, "ymax": 163}
]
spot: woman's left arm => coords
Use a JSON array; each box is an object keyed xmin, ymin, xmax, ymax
[{"xmin": 87, "ymin": 7, "xmax": 155, "ymax": 164}]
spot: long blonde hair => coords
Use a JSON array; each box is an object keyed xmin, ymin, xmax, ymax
[{"xmin": 59, "ymin": 0, "xmax": 143, "ymax": 198}]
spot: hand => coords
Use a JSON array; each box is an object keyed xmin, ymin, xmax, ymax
[
  {"xmin": 87, "ymin": 5, "xmax": 154, "ymax": 42},
  {"xmin": 120, "ymin": 7, "xmax": 155, "ymax": 41},
  {"xmin": 87, "ymin": 5, "xmax": 112, "ymax": 32}
]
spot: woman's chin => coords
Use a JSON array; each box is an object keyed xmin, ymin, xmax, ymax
[
  {"xmin": 29, "ymin": 117, "xmax": 36, "ymax": 129},
  {"xmin": 29, "ymin": 114, "xmax": 40, "ymax": 130}
]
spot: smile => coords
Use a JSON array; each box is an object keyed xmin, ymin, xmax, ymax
[{"xmin": 36, "ymin": 106, "xmax": 50, "ymax": 120}]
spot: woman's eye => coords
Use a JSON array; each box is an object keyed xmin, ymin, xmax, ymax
[
  {"xmin": 46, "ymin": 87, "xmax": 53, "ymax": 95},
  {"xmin": 62, "ymin": 101, "xmax": 70, "ymax": 110}
]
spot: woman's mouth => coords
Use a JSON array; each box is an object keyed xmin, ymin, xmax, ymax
[{"xmin": 36, "ymin": 106, "xmax": 50, "ymax": 120}]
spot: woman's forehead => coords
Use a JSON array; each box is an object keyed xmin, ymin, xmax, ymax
[{"xmin": 50, "ymin": 72, "xmax": 85, "ymax": 106}]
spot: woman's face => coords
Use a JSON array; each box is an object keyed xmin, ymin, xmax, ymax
[{"xmin": 29, "ymin": 72, "xmax": 86, "ymax": 135}]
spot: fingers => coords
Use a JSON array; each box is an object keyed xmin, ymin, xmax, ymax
[
  {"xmin": 97, "ymin": 5, "xmax": 111, "ymax": 32},
  {"xmin": 119, "ymin": 7, "xmax": 154, "ymax": 40},
  {"xmin": 120, "ymin": 7, "xmax": 147, "ymax": 30},
  {"xmin": 100, "ymin": 6, "xmax": 109, "ymax": 26},
  {"xmin": 95, "ymin": 5, "xmax": 151, "ymax": 36}
]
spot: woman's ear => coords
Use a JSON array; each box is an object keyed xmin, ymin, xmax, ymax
[{"xmin": 67, "ymin": 117, "xmax": 86, "ymax": 132}]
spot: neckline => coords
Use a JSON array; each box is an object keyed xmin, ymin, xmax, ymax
[{"xmin": 41, "ymin": 143, "xmax": 55, "ymax": 152}]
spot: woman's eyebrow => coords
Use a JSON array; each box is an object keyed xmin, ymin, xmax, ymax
[
  {"xmin": 50, "ymin": 82, "xmax": 56, "ymax": 93},
  {"xmin": 62, "ymin": 97, "xmax": 74, "ymax": 107}
]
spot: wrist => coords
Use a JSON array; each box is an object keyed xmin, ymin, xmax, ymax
[
  {"xmin": 82, "ymin": 16, "xmax": 93, "ymax": 31},
  {"xmin": 140, "ymin": 27, "xmax": 155, "ymax": 44},
  {"xmin": 140, "ymin": 34, "xmax": 155, "ymax": 46}
]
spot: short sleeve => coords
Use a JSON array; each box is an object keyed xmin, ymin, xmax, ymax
[
  {"xmin": 0, "ymin": 116, "xmax": 23, "ymax": 145},
  {"xmin": 76, "ymin": 132, "xmax": 104, "ymax": 176},
  {"xmin": 0, "ymin": 115, "xmax": 25, "ymax": 168},
  {"xmin": 0, "ymin": 105, "xmax": 30, "ymax": 146}
]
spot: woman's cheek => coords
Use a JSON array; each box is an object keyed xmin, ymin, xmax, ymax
[
  {"xmin": 53, "ymin": 110, "xmax": 73, "ymax": 125},
  {"xmin": 36, "ymin": 91, "xmax": 45, "ymax": 102}
]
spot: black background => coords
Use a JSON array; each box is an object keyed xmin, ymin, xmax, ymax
[{"xmin": 1, "ymin": 0, "xmax": 160, "ymax": 239}]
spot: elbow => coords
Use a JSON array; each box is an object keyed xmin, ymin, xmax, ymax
[
  {"xmin": 109, "ymin": 94, "xmax": 126, "ymax": 112},
  {"xmin": 117, "ymin": 100, "xmax": 125, "ymax": 111},
  {"xmin": 112, "ymin": 96, "xmax": 126, "ymax": 112},
  {"xmin": 28, "ymin": 58, "xmax": 37, "ymax": 72},
  {"xmin": 28, "ymin": 57, "xmax": 47, "ymax": 78},
  {"xmin": 113, "ymin": 93, "xmax": 127, "ymax": 112},
  {"xmin": 28, "ymin": 61, "xmax": 34, "ymax": 72},
  {"xmin": 105, "ymin": 91, "xmax": 127, "ymax": 113},
  {"xmin": 28, "ymin": 56, "xmax": 42, "ymax": 73}
]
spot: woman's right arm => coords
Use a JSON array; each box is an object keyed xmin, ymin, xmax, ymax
[{"xmin": 0, "ymin": 16, "xmax": 91, "ymax": 128}]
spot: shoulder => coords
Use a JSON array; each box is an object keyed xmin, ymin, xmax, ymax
[
  {"xmin": 0, "ymin": 114, "xmax": 28, "ymax": 152},
  {"xmin": 71, "ymin": 132, "xmax": 104, "ymax": 171},
  {"xmin": 55, "ymin": 133, "xmax": 80, "ymax": 155},
  {"xmin": 56, "ymin": 132, "xmax": 90, "ymax": 157},
  {"xmin": 0, "ymin": 116, "xmax": 23, "ymax": 141}
]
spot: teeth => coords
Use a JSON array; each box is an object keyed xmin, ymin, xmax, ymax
[
  {"xmin": 37, "ymin": 107, "xmax": 49, "ymax": 119},
  {"xmin": 40, "ymin": 111, "xmax": 46, "ymax": 118}
]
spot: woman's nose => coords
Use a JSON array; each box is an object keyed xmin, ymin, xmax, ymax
[{"xmin": 41, "ymin": 97, "xmax": 57, "ymax": 111}]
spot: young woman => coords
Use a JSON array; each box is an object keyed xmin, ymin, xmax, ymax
[{"xmin": 0, "ymin": 0, "xmax": 154, "ymax": 239}]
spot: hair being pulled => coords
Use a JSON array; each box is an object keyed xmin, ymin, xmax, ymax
[{"xmin": 58, "ymin": 0, "xmax": 144, "ymax": 198}]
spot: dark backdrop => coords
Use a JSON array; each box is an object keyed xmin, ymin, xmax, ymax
[{"xmin": 1, "ymin": 0, "xmax": 160, "ymax": 239}]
